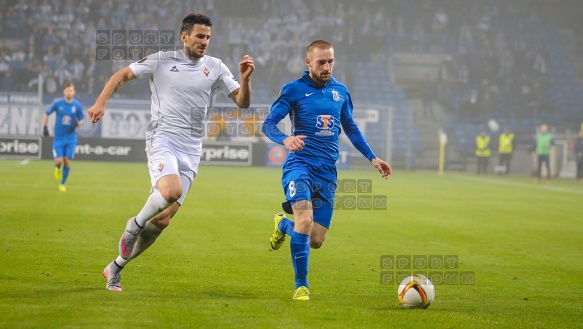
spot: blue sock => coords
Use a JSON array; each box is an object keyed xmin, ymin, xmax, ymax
[
  {"xmin": 278, "ymin": 218, "xmax": 295, "ymax": 236},
  {"xmin": 290, "ymin": 231, "xmax": 310, "ymax": 289},
  {"xmin": 61, "ymin": 167, "xmax": 71, "ymax": 185}
]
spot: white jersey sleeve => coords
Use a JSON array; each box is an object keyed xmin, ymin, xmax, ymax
[
  {"xmin": 128, "ymin": 52, "xmax": 161, "ymax": 79},
  {"xmin": 212, "ymin": 61, "xmax": 240, "ymax": 97}
]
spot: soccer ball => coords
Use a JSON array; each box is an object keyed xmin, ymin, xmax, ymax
[{"xmin": 397, "ymin": 274, "xmax": 435, "ymax": 309}]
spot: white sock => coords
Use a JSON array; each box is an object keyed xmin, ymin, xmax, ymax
[
  {"xmin": 135, "ymin": 190, "xmax": 171, "ymax": 227},
  {"xmin": 115, "ymin": 255, "xmax": 129, "ymax": 268},
  {"xmin": 114, "ymin": 222, "xmax": 164, "ymax": 268}
]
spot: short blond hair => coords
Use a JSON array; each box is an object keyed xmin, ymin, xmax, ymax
[{"xmin": 306, "ymin": 40, "xmax": 333, "ymax": 56}]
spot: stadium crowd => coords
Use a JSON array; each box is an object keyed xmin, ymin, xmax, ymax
[{"xmin": 0, "ymin": 0, "xmax": 564, "ymax": 114}]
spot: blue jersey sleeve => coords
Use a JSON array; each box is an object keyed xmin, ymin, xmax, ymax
[
  {"xmin": 341, "ymin": 92, "xmax": 377, "ymax": 161},
  {"xmin": 262, "ymin": 83, "xmax": 295, "ymax": 145},
  {"xmin": 270, "ymin": 83, "xmax": 295, "ymax": 117},
  {"xmin": 74, "ymin": 100, "xmax": 84, "ymax": 124},
  {"xmin": 76, "ymin": 101, "xmax": 84, "ymax": 121},
  {"xmin": 262, "ymin": 111, "xmax": 287, "ymax": 145},
  {"xmin": 45, "ymin": 101, "xmax": 57, "ymax": 115}
]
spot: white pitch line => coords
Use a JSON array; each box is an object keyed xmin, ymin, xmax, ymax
[{"xmin": 451, "ymin": 175, "xmax": 583, "ymax": 195}]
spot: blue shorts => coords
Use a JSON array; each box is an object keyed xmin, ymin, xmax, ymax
[
  {"xmin": 52, "ymin": 138, "xmax": 77, "ymax": 159},
  {"xmin": 281, "ymin": 156, "xmax": 337, "ymax": 229}
]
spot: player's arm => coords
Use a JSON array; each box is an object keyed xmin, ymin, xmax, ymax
[
  {"xmin": 42, "ymin": 113, "xmax": 50, "ymax": 136},
  {"xmin": 262, "ymin": 111, "xmax": 306, "ymax": 152},
  {"xmin": 229, "ymin": 55, "xmax": 255, "ymax": 108},
  {"xmin": 68, "ymin": 105, "xmax": 84, "ymax": 133},
  {"xmin": 42, "ymin": 102, "xmax": 56, "ymax": 136},
  {"xmin": 262, "ymin": 84, "xmax": 305, "ymax": 152},
  {"xmin": 76, "ymin": 102, "xmax": 85, "ymax": 128},
  {"xmin": 341, "ymin": 97, "xmax": 392, "ymax": 178},
  {"xmin": 88, "ymin": 67, "xmax": 136, "ymax": 123}
]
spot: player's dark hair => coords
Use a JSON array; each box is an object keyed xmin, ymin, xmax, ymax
[
  {"xmin": 306, "ymin": 40, "xmax": 333, "ymax": 54},
  {"xmin": 63, "ymin": 82, "xmax": 74, "ymax": 89},
  {"xmin": 180, "ymin": 13, "xmax": 212, "ymax": 34}
]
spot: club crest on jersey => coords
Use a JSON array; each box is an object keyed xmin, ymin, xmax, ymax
[
  {"xmin": 203, "ymin": 66, "xmax": 210, "ymax": 76},
  {"xmin": 157, "ymin": 163, "xmax": 164, "ymax": 172},
  {"xmin": 331, "ymin": 89, "xmax": 341, "ymax": 101},
  {"xmin": 170, "ymin": 65, "xmax": 179, "ymax": 72},
  {"xmin": 315, "ymin": 115, "xmax": 336, "ymax": 136}
]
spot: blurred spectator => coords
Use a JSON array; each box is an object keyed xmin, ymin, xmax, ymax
[
  {"xmin": 432, "ymin": 7, "xmax": 448, "ymax": 33},
  {"xmin": 438, "ymin": 55, "xmax": 456, "ymax": 99},
  {"xmin": 412, "ymin": 19, "xmax": 426, "ymax": 54},
  {"xmin": 0, "ymin": 71, "xmax": 14, "ymax": 91},
  {"xmin": 70, "ymin": 57, "xmax": 85, "ymax": 81},
  {"xmin": 573, "ymin": 129, "xmax": 583, "ymax": 182},
  {"xmin": 54, "ymin": 63, "xmax": 72, "ymax": 88},
  {"xmin": 421, "ymin": 72, "xmax": 435, "ymax": 119},
  {"xmin": 0, "ymin": 49, "xmax": 11, "ymax": 77}
]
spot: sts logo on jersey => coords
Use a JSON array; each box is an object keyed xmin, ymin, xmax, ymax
[{"xmin": 315, "ymin": 115, "xmax": 335, "ymax": 136}]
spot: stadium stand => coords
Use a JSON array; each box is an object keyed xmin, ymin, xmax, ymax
[{"xmin": 1, "ymin": 0, "xmax": 582, "ymax": 168}]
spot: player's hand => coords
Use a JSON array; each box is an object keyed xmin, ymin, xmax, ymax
[
  {"xmin": 43, "ymin": 126, "xmax": 49, "ymax": 137},
  {"xmin": 239, "ymin": 55, "xmax": 255, "ymax": 81},
  {"xmin": 88, "ymin": 104, "xmax": 105, "ymax": 123},
  {"xmin": 67, "ymin": 121, "xmax": 79, "ymax": 133},
  {"xmin": 283, "ymin": 135, "xmax": 307, "ymax": 152},
  {"xmin": 371, "ymin": 158, "xmax": 392, "ymax": 179}
]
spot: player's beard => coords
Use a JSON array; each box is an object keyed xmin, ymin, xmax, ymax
[
  {"xmin": 311, "ymin": 71, "xmax": 331, "ymax": 87},
  {"xmin": 185, "ymin": 46, "xmax": 205, "ymax": 60}
]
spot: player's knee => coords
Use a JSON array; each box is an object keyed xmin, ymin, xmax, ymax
[
  {"xmin": 310, "ymin": 239, "xmax": 325, "ymax": 249},
  {"xmin": 160, "ymin": 189, "xmax": 182, "ymax": 204},
  {"xmin": 295, "ymin": 217, "xmax": 313, "ymax": 232}
]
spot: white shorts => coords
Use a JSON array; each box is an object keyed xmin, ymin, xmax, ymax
[{"xmin": 146, "ymin": 138, "xmax": 200, "ymax": 205}]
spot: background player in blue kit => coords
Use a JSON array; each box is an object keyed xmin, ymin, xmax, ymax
[
  {"xmin": 43, "ymin": 82, "xmax": 84, "ymax": 192},
  {"xmin": 262, "ymin": 40, "xmax": 392, "ymax": 300}
]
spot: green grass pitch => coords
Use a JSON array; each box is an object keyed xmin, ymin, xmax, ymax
[{"xmin": 1, "ymin": 159, "xmax": 582, "ymax": 328}]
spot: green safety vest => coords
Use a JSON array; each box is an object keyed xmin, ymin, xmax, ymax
[
  {"xmin": 536, "ymin": 133, "xmax": 553, "ymax": 155},
  {"xmin": 498, "ymin": 133, "xmax": 514, "ymax": 154},
  {"xmin": 475, "ymin": 136, "xmax": 491, "ymax": 157}
]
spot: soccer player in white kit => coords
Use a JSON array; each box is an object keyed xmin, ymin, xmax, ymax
[{"xmin": 87, "ymin": 13, "xmax": 254, "ymax": 291}]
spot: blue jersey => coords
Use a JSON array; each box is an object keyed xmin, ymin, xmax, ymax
[
  {"xmin": 264, "ymin": 71, "xmax": 375, "ymax": 163},
  {"xmin": 45, "ymin": 98, "xmax": 84, "ymax": 140}
]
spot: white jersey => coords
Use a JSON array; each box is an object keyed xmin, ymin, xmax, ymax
[{"xmin": 129, "ymin": 50, "xmax": 240, "ymax": 154}]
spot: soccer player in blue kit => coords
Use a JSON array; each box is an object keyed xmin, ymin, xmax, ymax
[
  {"xmin": 262, "ymin": 40, "xmax": 392, "ymax": 300},
  {"xmin": 43, "ymin": 82, "xmax": 84, "ymax": 192}
]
